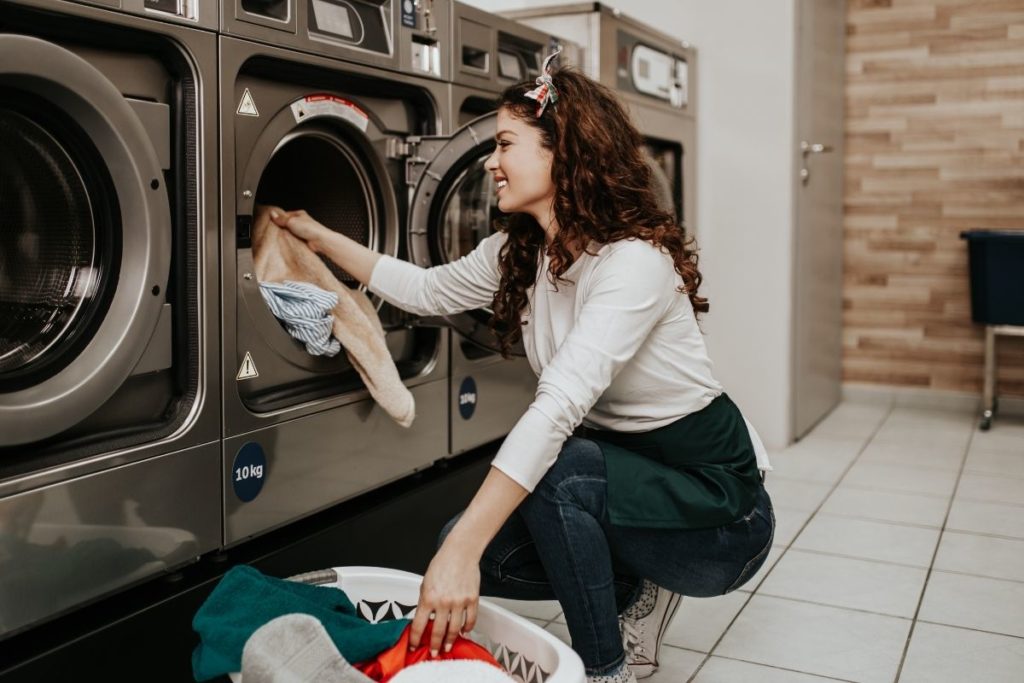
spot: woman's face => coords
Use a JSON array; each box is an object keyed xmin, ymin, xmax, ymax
[{"xmin": 484, "ymin": 107, "xmax": 555, "ymax": 219}]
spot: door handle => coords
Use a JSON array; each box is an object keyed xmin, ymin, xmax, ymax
[
  {"xmin": 800, "ymin": 140, "xmax": 834, "ymax": 184},
  {"xmin": 801, "ymin": 141, "xmax": 834, "ymax": 155}
]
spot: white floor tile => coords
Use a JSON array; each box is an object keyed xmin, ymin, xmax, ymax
[
  {"xmin": 776, "ymin": 434, "xmax": 867, "ymax": 461},
  {"xmin": 842, "ymin": 460, "xmax": 959, "ymax": 497},
  {"xmin": 763, "ymin": 478, "xmax": 833, "ymax": 512},
  {"xmin": 770, "ymin": 506, "xmax": 814, "ymax": 547},
  {"xmin": 821, "ymin": 486, "xmax": 949, "ymax": 528},
  {"xmin": 769, "ymin": 436, "xmax": 864, "ymax": 484},
  {"xmin": 485, "ymin": 597, "xmax": 562, "ymax": 622},
  {"xmin": 919, "ymin": 571, "xmax": 1024, "ymax": 638},
  {"xmin": 661, "ymin": 591, "xmax": 751, "ymax": 653},
  {"xmin": 956, "ymin": 472, "xmax": 1024, "ymax": 506},
  {"xmin": 714, "ymin": 595, "xmax": 910, "ymax": 683},
  {"xmin": 871, "ymin": 423, "xmax": 972, "ymax": 451},
  {"xmin": 646, "ymin": 646, "xmax": 706, "ymax": 682},
  {"xmin": 963, "ymin": 448, "xmax": 1024, "ymax": 478},
  {"xmin": 884, "ymin": 405, "xmax": 976, "ymax": 427},
  {"xmin": 933, "ymin": 532, "xmax": 1024, "ymax": 582},
  {"xmin": 857, "ymin": 441, "xmax": 965, "ymax": 471},
  {"xmin": 768, "ymin": 455, "xmax": 852, "ymax": 486},
  {"xmin": 947, "ymin": 498, "xmax": 1024, "ymax": 539},
  {"xmin": 757, "ymin": 549, "xmax": 927, "ymax": 618},
  {"xmin": 740, "ymin": 544, "xmax": 788, "ymax": 593},
  {"xmin": 810, "ymin": 403, "xmax": 888, "ymax": 440},
  {"xmin": 899, "ymin": 621, "xmax": 1024, "ymax": 683},
  {"xmin": 693, "ymin": 656, "xmax": 854, "ymax": 683},
  {"xmin": 969, "ymin": 418, "xmax": 1024, "ymax": 453},
  {"xmin": 792, "ymin": 514, "xmax": 940, "ymax": 567}
]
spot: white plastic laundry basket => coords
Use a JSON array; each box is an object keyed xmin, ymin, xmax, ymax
[{"xmin": 230, "ymin": 566, "xmax": 585, "ymax": 683}]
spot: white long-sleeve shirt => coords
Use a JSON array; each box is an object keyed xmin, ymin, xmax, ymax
[{"xmin": 369, "ymin": 231, "xmax": 769, "ymax": 492}]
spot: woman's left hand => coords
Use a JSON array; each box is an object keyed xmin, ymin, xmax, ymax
[{"xmin": 409, "ymin": 540, "xmax": 481, "ymax": 657}]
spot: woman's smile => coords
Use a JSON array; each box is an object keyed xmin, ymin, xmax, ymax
[{"xmin": 484, "ymin": 108, "xmax": 555, "ymax": 224}]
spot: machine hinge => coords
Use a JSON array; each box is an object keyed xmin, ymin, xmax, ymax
[
  {"xmin": 387, "ymin": 135, "xmax": 420, "ymax": 160},
  {"xmin": 392, "ymin": 136, "xmax": 432, "ymax": 187}
]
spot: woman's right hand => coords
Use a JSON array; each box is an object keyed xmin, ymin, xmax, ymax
[{"xmin": 269, "ymin": 209, "xmax": 332, "ymax": 252}]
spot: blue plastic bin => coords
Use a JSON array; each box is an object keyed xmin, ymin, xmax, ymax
[{"xmin": 959, "ymin": 230, "xmax": 1024, "ymax": 326}]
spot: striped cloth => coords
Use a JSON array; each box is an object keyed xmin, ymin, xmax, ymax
[{"xmin": 258, "ymin": 280, "xmax": 342, "ymax": 357}]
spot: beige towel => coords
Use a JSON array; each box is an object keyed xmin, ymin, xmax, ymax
[{"xmin": 252, "ymin": 208, "xmax": 415, "ymax": 427}]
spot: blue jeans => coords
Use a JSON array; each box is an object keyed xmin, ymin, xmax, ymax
[{"xmin": 439, "ymin": 437, "xmax": 775, "ymax": 676}]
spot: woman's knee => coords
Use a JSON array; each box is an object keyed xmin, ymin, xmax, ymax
[
  {"xmin": 536, "ymin": 437, "xmax": 605, "ymax": 491},
  {"xmin": 520, "ymin": 438, "xmax": 608, "ymax": 522}
]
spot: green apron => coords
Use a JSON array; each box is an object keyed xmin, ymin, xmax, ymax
[{"xmin": 585, "ymin": 393, "xmax": 761, "ymax": 530}]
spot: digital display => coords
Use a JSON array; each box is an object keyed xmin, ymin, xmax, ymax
[{"xmin": 312, "ymin": 0, "xmax": 354, "ymax": 39}]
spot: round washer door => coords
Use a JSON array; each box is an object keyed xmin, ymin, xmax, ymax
[
  {"xmin": 0, "ymin": 35, "xmax": 170, "ymax": 446},
  {"xmin": 407, "ymin": 112, "xmax": 523, "ymax": 356}
]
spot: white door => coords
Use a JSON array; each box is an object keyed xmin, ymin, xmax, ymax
[{"xmin": 793, "ymin": 0, "xmax": 846, "ymax": 438}]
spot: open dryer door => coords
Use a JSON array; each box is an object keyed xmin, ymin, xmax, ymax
[{"xmin": 406, "ymin": 112, "xmax": 524, "ymax": 357}]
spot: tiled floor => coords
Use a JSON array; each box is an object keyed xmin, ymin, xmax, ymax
[{"xmin": 487, "ymin": 399, "xmax": 1024, "ymax": 682}]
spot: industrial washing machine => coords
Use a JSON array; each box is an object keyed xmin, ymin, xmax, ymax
[
  {"xmin": 0, "ymin": 0, "xmax": 219, "ymax": 638},
  {"xmin": 437, "ymin": 1, "xmax": 577, "ymax": 457},
  {"xmin": 219, "ymin": 0, "xmax": 461, "ymax": 546},
  {"xmin": 507, "ymin": 2, "xmax": 697, "ymax": 232}
]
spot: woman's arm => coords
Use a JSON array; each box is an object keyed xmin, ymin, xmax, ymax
[
  {"xmin": 269, "ymin": 209, "xmax": 381, "ymax": 286},
  {"xmin": 269, "ymin": 208, "xmax": 504, "ymax": 317},
  {"xmin": 408, "ymin": 467, "xmax": 528, "ymax": 656}
]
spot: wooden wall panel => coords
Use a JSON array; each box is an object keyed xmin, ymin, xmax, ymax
[{"xmin": 844, "ymin": 0, "xmax": 1024, "ymax": 396}]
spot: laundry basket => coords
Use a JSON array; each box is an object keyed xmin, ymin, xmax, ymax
[{"xmin": 229, "ymin": 566, "xmax": 585, "ymax": 683}]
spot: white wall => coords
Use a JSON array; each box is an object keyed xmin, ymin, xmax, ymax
[{"xmin": 466, "ymin": 0, "xmax": 798, "ymax": 448}]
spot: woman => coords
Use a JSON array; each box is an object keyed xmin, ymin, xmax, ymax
[{"xmin": 270, "ymin": 62, "xmax": 774, "ymax": 683}]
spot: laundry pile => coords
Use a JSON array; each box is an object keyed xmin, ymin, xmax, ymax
[
  {"xmin": 192, "ymin": 565, "xmax": 516, "ymax": 683},
  {"xmin": 250, "ymin": 206, "xmax": 414, "ymax": 428}
]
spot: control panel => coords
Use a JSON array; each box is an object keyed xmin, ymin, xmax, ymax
[{"xmin": 616, "ymin": 29, "xmax": 689, "ymax": 110}]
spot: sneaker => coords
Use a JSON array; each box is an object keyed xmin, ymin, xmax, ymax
[
  {"xmin": 619, "ymin": 579, "xmax": 683, "ymax": 679},
  {"xmin": 587, "ymin": 662, "xmax": 639, "ymax": 683}
]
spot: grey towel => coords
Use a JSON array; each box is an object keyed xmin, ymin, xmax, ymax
[{"xmin": 241, "ymin": 613, "xmax": 375, "ymax": 683}]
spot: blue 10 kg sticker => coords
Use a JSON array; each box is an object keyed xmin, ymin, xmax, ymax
[
  {"xmin": 232, "ymin": 442, "xmax": 267, "ymax": 502},
  {"xmin": 458, "ymin": 376, "xmax": 477, "ymax": 420}
]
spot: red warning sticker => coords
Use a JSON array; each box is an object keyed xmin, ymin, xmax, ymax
[{"xmin": 290, "ymin": 94, "xmax": 370, "ymax": 132}]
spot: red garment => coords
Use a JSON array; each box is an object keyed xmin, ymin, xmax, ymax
[{"xmin": 355, "ymin": 622, "xmax": 502, "ymax": 682}]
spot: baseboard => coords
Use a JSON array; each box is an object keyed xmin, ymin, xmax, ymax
[{"xmin": 841, "ymin": 382, "xmax": 1024, "ymax": 417}]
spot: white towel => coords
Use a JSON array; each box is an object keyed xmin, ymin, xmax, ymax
[{"xmin": 389, "ymin": 659, "xmax": 516, "ymax": 683}]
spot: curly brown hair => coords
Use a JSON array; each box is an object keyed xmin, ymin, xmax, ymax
[{"xmin": 488, "ymin": 67, "xmax": 708, "ymax": 358}]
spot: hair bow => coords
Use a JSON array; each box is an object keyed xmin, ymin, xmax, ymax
[{"xmin": 524, "ymin": 48, "xmax": 562, "ymax": 117}]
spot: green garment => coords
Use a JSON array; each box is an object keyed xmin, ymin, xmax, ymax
[
  {"xmin": 591, "ymin": 393, "xmax": 761, "ymax": 529},
  {"xmin": 191, "ymin": 565, "xmax": 408, "ymax": 681}
]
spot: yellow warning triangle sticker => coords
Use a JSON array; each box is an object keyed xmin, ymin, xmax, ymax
[
  {"xmin": 237, "ymin": 351, "xmax": 259, "ymax": 380},
  {"xmin": 237, "ymin": 88, "xmax": 259, "ymax": 117}
]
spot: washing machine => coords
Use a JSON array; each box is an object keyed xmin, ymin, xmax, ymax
[
  {"xmin": 506, "ymin": 2, "xmax": 696, "ymax": 232},
  {"xmin": 219, "ymin": 0, "xmax": 469, "ymax": 546},
  {"xmin": 434, "ymin": 2, "xmax": 579, "ymax": 458},
  {"xmin": 0, "ymin": 0, "xmax": 219, "ymax": 638}
]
